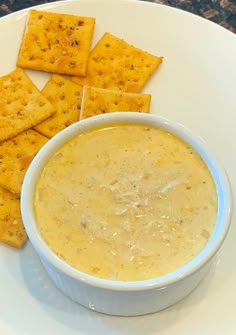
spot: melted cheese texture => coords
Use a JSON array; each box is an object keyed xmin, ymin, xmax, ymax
[{"xmin": 34, "ymin": 123, "xmax": 217, "ymax": 281}]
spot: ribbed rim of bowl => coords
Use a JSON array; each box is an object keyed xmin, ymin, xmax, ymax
[{"xmin": 21, "ymin": 112, "xmax": 232, "ymax": 291}]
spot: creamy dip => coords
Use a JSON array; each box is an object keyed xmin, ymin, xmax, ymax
[{"xmin": 34, "ymin": 123, "xmax": 217, "ymax": 281}]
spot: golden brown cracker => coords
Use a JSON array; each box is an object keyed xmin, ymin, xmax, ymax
[
  {"xmin": 0, "ymin": 129, "xmax": 48, "ymax": 196},
  {"xmin": 72, "ymin": 32, "xmax": 163, "ymax": 93},
  {"xmin": 16, "ymin": 9, "xmax": 95, "ymax": 76},
  {"xmin": 0, "ymin": 186, "xmax": 27, "ymax": 248},
  {"xmin": 33, "ymin": 74, "xmax": 82, "ymax": 138},
  {"xmin": 80, "ymin": 86, "xmax": 151, "ymax": 119},
  {"xmin": 0, "ymin": 68, "xmax": 55, "ymax": 142}
]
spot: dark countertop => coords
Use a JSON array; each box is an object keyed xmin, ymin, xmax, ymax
[{"xmin": 0, "ymin": 0, "xmax": 235, "ymax": 33}]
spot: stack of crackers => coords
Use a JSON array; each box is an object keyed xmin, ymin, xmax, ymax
[{"xmin": 0, "ymin": 9, "xmax": 163, "ymax": 249}]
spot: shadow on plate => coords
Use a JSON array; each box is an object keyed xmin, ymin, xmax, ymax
[{"xmin": 4, "ymin": 241, "xmax": 224, "ymax": 334}]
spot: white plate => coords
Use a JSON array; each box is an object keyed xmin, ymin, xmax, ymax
[{"xmin": 0, "ymin": 0, "xmax": 236, "ymax": 333}]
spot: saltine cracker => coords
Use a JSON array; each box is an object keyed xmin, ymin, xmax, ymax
[
  {"xmin": 0, "ymin": 129, "xmax": 48, "ymax": 196},
  {"xmin": 0, "ymin": 186, "xmax": 27, "ymax": 248},
  {"xmin": 0, "ymin": 68, "xmax": 55, "ymax": 142},
  {"xmin": 80, "ymin": 86, "xmax": 151, "ymax": 119},
  {"xmin": 17, "ymin": 10, "xmax": 95, "ymax": 76},
  {"xmin": 72, "ymin": 32, "xmax": 163, "ymax": 93},
  {"xmin": 34, "ymin": 74, "xmax": 82, "ymax": 138}
]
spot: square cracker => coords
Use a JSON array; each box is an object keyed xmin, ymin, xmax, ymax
[
  {"xmin": 0, "ymin": 68, "xmax": 55, "ymax": 142},
  {"xmin": 33, "ymin": 74, "xmax": 82, "ymax": 138},
  {"xmin": 80, "ymin": 86, "xmax": 151, "ymax": 120},
  {"xmin": 0, "ymin": 129, "xmax": 48, "ymax": 197},
  {"xmin": 72, "ymin": 32, "xmax": 163, "ymax": 93},
  {"xmin": 0, "ymin": 186, "xmax": 27, "ymax": 248},
  {"xmin": 17, "ymin": 10, "xmax": 95, "ymax": 76}
]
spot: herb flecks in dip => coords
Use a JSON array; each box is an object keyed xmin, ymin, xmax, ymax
[{"xmin": 34, "ymin": 123, "xmax": 217, "ymax": 281}]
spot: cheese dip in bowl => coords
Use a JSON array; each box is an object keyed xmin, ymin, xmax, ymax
[
  {"xmin": 35, "ymin": 123, "xmax": 216, "ymax": 281},
  {"xmin": 21, "ymin": 112, "xmax": 232, "ymax": 316}
]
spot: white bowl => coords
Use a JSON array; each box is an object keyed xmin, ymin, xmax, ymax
[{"xmin": 21, "ymin": 112, "xmax": 232, "ymax": 316}]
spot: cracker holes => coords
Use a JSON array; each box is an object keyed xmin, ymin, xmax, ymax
[
  {"xmin": 69, "ymin": 61, "xmax": 76, "ymax": 69},
  {"xmin": 56, "ymin": 81, "xmax": 64, "ymax": 87},
  {"xmin": 1, "ymin": 111, "xmax": 8, "ymax": 117},
  {"xmin": 21, "ymin": 101, "xmax": 28, "ymax": 107},
  {"xmin": 89, "ymin": 95, "xmax": 95, "ymax": 102},
  {"xmin": 39, "ymin": 101, "xmax": 46, "ymax": 107},
  {"xmin": 49, "ymin": 57, "xmax": 55, "ymax": 64}
]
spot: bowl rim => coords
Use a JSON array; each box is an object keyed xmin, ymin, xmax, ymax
[{"xmin": 21, "ymin": 112, "xmax": 232, "ymax": 291}]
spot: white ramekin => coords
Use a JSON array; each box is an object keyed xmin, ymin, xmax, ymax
[{"xmin": 21, "ymin": 112, "xmax": 232, "ymax": 316}]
